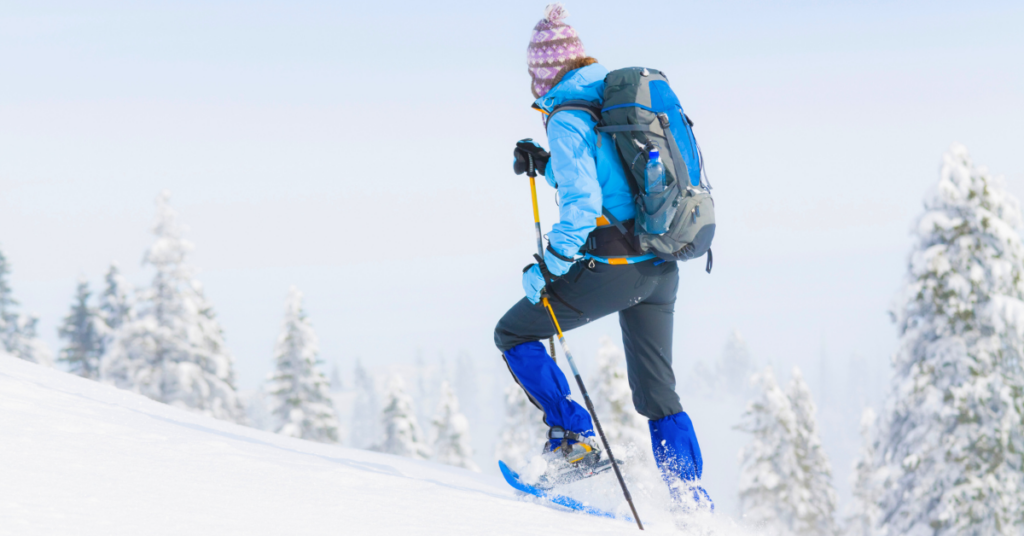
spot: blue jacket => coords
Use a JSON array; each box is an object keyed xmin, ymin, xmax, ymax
[{"xmin": 535, "ymin": 63, "xmax": 655, "ymax": 265}]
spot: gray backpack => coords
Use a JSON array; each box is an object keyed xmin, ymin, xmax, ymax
[{"xmin": 551, "ymin": 67, "xmax": 715, "ymax": 272}]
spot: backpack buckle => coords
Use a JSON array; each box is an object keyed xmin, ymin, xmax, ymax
[{"xmin": 657, "ymin": 113, "xmax": 670, "ymax": 129}]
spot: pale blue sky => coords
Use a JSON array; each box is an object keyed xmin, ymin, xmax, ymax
[{"xmin": 2, "ymin": 0, "xmax": 1023, "ymax": 513}]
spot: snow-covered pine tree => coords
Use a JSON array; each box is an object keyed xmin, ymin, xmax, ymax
[
  {"xmin": 0, "ymin": 247, "xmax": 52, "ymax": 366},
  {"xmin": 0, "ymin": 247, "xmax": 15, "ymax": 349},
  {"xmin": 736, "ymin": 366, "xmax": 800, "ymax": 534},
  {"xmin": 454, "ymin": 352, "xmax": 482, "ymax": 463},
  {"xmin": 495, "ymin": 381, "xmax": 549, "ymax": 468},
  {"xmin": 413, "ymin": 350, "xmax": 435, "ymax": 428},
  {"xmin": 690, "ymin": 358, "xmax": 715, "ymax": 391},
  {"xmin": 350, "ymin": 359, "xmax": 380, "ymax": 449},
  {"xmin": 431, "ymin": 380, "xmax": 479, "ymax": 471},
  {"xmin": 97, "ymin": 262, "xmax": 134, "ymax": 355},
  {"xmin": 455, "ymin": 352, "xmax": 479, "ymax": 426},
  {"xmin": 876, "ymin": 144, "xmax": 1024, "ymax": 535},
  {"xmin": 786, "ymin": 367, "xmax": 838, "ymax": 536},
  {"xmin": 266, "ymin": 286, "xmax": 339, "ymax": 443},
  {"xmin": 5, "ymin": 314, "xmax": 51, "ymax": 366},
  {"xmin": 691, "ymin": 329, "xmax": 755, "ymax": 398},
  {"xmin": 720, "ymin": 330, "xmax": 755, "ymax": 397},
  {"xmin": 844, "ymin": 408, "xmax": 881, "ymax": 536},
  {"xmin": 592, "ymin": 336, "xmax": 649, "ymax": 457},
  {"xmin": 57, "ymin": 279, "xmax": 105, "ymax": 379},
  {"xmin": 100, "ymin": 191, "xmax": 244, "ymax": 423},
  {"xmin": 375, "ymin": 375, "xmax": 431, "ymax": 460}
]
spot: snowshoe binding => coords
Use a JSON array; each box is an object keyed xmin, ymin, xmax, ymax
[{"xmin": 535, "ymin": 426, "xmax": 620, "ymax": 490}]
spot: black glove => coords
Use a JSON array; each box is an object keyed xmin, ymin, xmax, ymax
[{"xmin": 513, "ymin": 138, "xmax": 550, "ymax": 177}]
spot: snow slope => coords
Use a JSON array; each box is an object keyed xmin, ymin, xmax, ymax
[{"xmin": 0, "ymin": 355, "xmax": 757, "ymax": 535}]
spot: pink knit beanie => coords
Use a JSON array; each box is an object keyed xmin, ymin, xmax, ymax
[{"xmin": 527, "ymin": 4, "xmax": 587, "ymax": 99}]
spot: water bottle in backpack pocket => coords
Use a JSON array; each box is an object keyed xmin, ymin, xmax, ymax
[{"xmin": 638, "ymin": 146, "xmax": 678, "ymax": 235}]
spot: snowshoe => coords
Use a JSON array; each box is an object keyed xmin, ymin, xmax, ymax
[{"xmin": 535, "ymin": 426, "xmax": 621, "ymax": 490}]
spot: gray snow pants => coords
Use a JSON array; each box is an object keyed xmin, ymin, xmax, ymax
[{"xmin": 494, "ymin": 259, "xmax": 683, "ymax": 421}]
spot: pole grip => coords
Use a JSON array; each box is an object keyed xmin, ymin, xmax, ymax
[
  {"xmin": 530, "ymin": 177, "xmax": 541, "ymax": 226},
  {"xmin": 530, "ymin": 177, "xmax": 544, "ymax": 259}
]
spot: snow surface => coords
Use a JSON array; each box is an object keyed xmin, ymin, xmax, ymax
[{"xmin": 0, "ymin": 354, "xmax": 765, "ymax": 535}]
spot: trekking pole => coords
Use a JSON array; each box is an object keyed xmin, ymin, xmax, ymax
[
  {"xmin": 526, "ymin": 154, "xmax": 558, "ymax": 362},
  {"xmin": 525, "ymin": 156, "xmax": 644, "ymax": 530}
]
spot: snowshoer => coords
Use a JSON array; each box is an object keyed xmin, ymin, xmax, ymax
[{"xmin": 495, "ymin": 4, "xmax": 713, "ymax": 509}]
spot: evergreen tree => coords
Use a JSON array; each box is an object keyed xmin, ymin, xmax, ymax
[
  {"xmin": 786, "ymin": 367, "xmax": 838, "ymax": 536},
  {"xmin": 720, "ymin": 329, "xmax": 755, "ymax": 397},
  {"xmin": 350, "ymin": 359, "xmax": 380, "ymax": 449},
  {"xmin": 592, "ymin": 336, "xmax": 649, "ymax": 456},
  {"xmin": 877, "ymin": 145, "xmax": 1024, "ymax": 535},
  {"xmin": 57, "ymin": 279, "xmax": 105, "ymax": 379},
  {"xmin": 97, "ymin": 262, "xmax": 134, "ymax": 355},
  {"xmin": 266, "ymin": 286, "xmax": 339, "ymax": 443},
  {"xmin": 375, "ymin": 375, "xmax": 431, "ymax": 460},
  {"xmin": 5, "ymin": 313, "xmax": 51, "ymax": 365},
  {"xmin": 737, "ymin": 366, "xmax": 800, "ymax": 534},
  {"xmin": 413, "ymin": 350, "xmax": 434, "ymax": 428},
  {"xmin": 455, "ymin": 352, "xmax": 480, "ymax": 431},
  {"xmin": 844, "ymin": 408, "xmax": 881, "ymax": 536},
  {"xmin": 692, "ymin": 329, "xmax": 755, "ymax": 397},
  {"xmin": 431, "ymin": 380, "xmax": 479, "ymax": 471},
  {"xmin": 101, "ymin": 191, "xmax": 244, "ymax": 423},
  {"xmin": 0, "ymin": 247, "xmax": 52, "ymax": 365},
  {"xmin": 495, "ymin": 381, "xmax": 548, "ymax": 468},
  {"xmin": 0, "ymin": 248, "xmax": 15, "ymax": 333}
]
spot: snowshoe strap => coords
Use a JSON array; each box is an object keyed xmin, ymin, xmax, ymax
[{"xmin": 547, "ymin": 426, "xmax": 583, "ymax": 442}]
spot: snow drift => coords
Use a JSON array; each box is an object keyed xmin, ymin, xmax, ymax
[{"xmin": 0, "ymin": 354, "xmax": 760, "ymax": 535}]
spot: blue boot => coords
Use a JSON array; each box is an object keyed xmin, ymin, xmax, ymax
[{"xmin": 650, "ymin": 412, "xmax": 714, "ymax": 511}]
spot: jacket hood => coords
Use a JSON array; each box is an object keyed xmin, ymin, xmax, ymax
[{"xmin": 533, "ymin": 63, "xmax": 609, "ymax": 113}]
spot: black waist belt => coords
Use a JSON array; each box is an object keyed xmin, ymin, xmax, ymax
[{"xmin": 581, "ymin": 219, "xmax": 643, "ymax": 257}]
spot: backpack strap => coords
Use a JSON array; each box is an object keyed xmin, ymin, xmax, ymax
[
  {"xmin": 594, "ymin": 124, "xmax": 655, "ymax": 134},
  {"xmin": 601, "ymin": 207, "xmax": 630, "ymax": 238},
  {"xmin": 547, "ymin": 99, "xmax": 603, "ymax": 125},
  {"xmin": 545, "ymin": 100, "xmax": 604, "ymax": 145}
]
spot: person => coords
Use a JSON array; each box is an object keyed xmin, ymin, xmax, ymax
[{"xmin": 494, "ymin": 3, "xmax": 712, "ymax": 508}]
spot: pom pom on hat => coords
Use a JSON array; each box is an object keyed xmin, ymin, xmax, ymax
[
  {"xmin": 527, "ymin": 3, "xmax": 587, "ymax": 98},
  {"xmin": 544, "ymin": 3, "xmax": 568, "ymax": 23}
]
